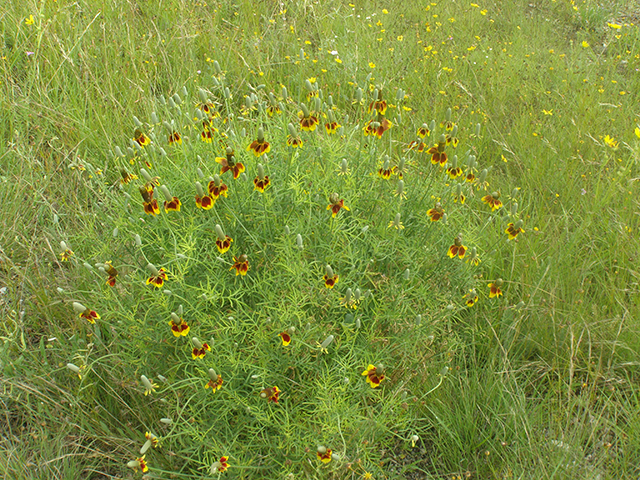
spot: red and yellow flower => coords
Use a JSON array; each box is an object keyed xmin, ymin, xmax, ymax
[
  {"xmin": 208, "ymin": 176, "xmax": 229, "ymax": 200},
  {"xmin": 139, "ymin": 185, "xmax": 160, "ymax": 216},
  {"xmin": 214, "ymin": 456, "xmax": 229, "ymax": 473},
  {"xmin": 160, "ymin": 185, "xmax": 181, "ymax": 213},
  {"xmin": 505, "ymin": 220, "xmax": 525, "ymax": 239},
  {"xmin": 195, "ymin": 181, "xmax": 214, "ymax": 210},
  {"xmin": 286, "ymin": 135, "xmax": 304, "ymax": 148},
  {"xmin": 278, "ymin": 331, "xmax": 292, "ymax": 346},
  {"xmin": 481, "ymin": 192, "xmax": 503, "ymax": 211},
  {"xmin": 407, "ymin": 140, "xmax": 427, "ymax": 152},
  {"xmin": 261, "ymin": 386, "xmax": 281, "ymax": 403},
  {"xmin": 488, "ymin": 279, "xmax": 503, "ymax": 298},
  {"xmin": 216, "ymin": 147, "xmax": 246, "ymax": 179},
  {"xmin": 146, "ymin": 266, "xmax": 168, "ymax": 288},
  {"xmin": 191, "ymin": 338, "xmax": 211, "ymax": 359},
  {"xmin": 447, "ymin": 235, "xmax": 467, "ymax": 259},
  {"xmin": 230, "ymin": 255, "xmax": 249, "ymax": 276},
  {"xmin": 247, "ymin": 127, "xmax": 271, "ymax": 157},
  {"xmin": 362, "ymin": 364, "xmax": 385, "ymax": 388},
  {"xmin": 168, "ymin": 131, "xmax": 182, "ymax": 145},
  {"xmin": 253, "ymin": 164, "xmax": 270, "ymax": 193},
  {"xmin": 60, "ymin": 245, "xmax": 74, "ymax": 262},
  {"xmin": 327, "ymin": 193, "xmax": 350, "ymax": 218},
  {"xmin": 120, "ymin": 169, "xmax": 138, "ymax": 184},
  {"xmin": 464, "ymin": 289, "xmax": 479, "ymax": 307},
  {"xmin": 363, "ymin": 117, "xmax": 393, "ymax": 138},
  {"xmin": 168, "ymin": 314, "xmax": 190, "ymax": 337},
  {"xmin": 205, "ymin": 369, "xmax": 223, "ymax": 391},
  {"xmin": 133, "ymin": 129, "xmax": 151, "ymax": 147},
  {"xmin": 299, "ymin": 103, "xmax": 320, "ymax": 131},
  {"xmin": 104, "ymin": 261, "xmax": 118, "ymax": 287},
  {"xmin": 416, "ymin": 123, "xmax": 430, "ymax": 138},
  {"xmin": 426, "ymin": 202, "xmax": 445, "ymax": 222},
  {"xmin": 127, "ymin": 455, "xmax": 149, "ymax": 473},
  {"xmin": 317, "ymin": 446, "xmax": 332, "ymax": 463},
  {"xmin": 428, "ymin": 136, "xmax": 448, "ymax": 166},
  {"xmin": 215, "ymin": 224, "xmax": 233, "ymax": 254},
  {"xmin": 323, "ymin": 265, "xmax": 339, "ymax": 289}
]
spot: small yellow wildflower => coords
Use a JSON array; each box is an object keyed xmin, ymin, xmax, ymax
[
  {"xmin": 582, "ymin": 40, "xmax": 590, "ymax": 48},
  {"xmin": 25, "ymin": 15, "xmax": 35, "ymax": 25}
]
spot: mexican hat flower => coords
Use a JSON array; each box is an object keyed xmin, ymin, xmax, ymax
[
  {"xmin": 299, "ymin": 103, "xmax": 319, "ymax": 131},
  {"xmin": 260, "ymin": 386, "xmax": 281, "ymax": 403},
  {"xmin": 447, "ymin": 234, "xmax": 467, "ymax": 259},
  {"xmin": 316, "ymin": 446, "xmax": 332, "ymax": 463},
  {"xmin": 327, "ymin": 193, "xmax": 350, "ymax": 218},
  {"xmin": 426, "ymin": 202, "xmax": 445, "ymax": 222},
  {"xmin": 428, "ymin": 134, "xmax": 448, "ymax": 166},
  {"xmin": 505, "ymin": 220, "xmax": 525, "ymax": 240},
  {"xmin": 205, "ymin": 368, "xmax": 223, "ymax": 391},
  {"xmin": 168, "ymin": 312, "xmax": 190, "ymax": 337},
  {"xmin": 247, "ymin": 127, "xmax": 270, "ymax": 157},
  {"xmin": 323, "ymin": 264, "xmax": 339, "ymax": 289},
  {"xmin": 362, "ymin": 363, "xmax": 385, "ymax": 388},
  {"xmin": 216, "ymin": 147, "xmax": 245, "ymax": 179},
  {"xmin": 214, "ymin": 224, "xmax": 233, "ymax": 254},
  {"xmin": 230, "ymin": 254, "xmax": 249, "ymax": 276},
  {"xmin": 191, "ymin": 337, "xmax": 211, "ymax": 359},
  {"xmin": 481, "ymin": 191, "xmax": 503, "ymax": 211},
  {"xmin": 488, "ymin": 278, "xmax": 504, "ymax": 298},
  {"xmin": 253, "ymin": 164, "xmax": 270, "ymax": 193},
  {"xmin": 146, "ymin": 264, "xmax": 168, "ymax": 288}
]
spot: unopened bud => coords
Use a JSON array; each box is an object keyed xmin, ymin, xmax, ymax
[
  {"xmin": 66, "ymin": 363, "xmax": 81, "ymax": 374},
  {"xmin": 172, "ymin": 93, "xmax": 182, "ymax": 105},
  {"xmin": 355, "ymin": 87, "xmax": 363, "ymax": 102},
  {"xmin": 191, "ymin": 337, "xmax": 203, "ymax": 349},
  {"xmin": 296, "ymin": 234, "xmax": 303, "ymax": 249},
  {"xmin": 215, "ymin": 224, "xmax": 226, "ymax": 241},
  {"xmin": 140, "ymin": 168, "xmax": 153, "ymax": 183},
  {"xmin": 403, "ymin": 268, "xmax": 410, "ymax": 280},
  {"xmin": 213, "ymin": 60, "xmax": 222, "ymax": 74},
  {"xmin": 325, "ymin": 265, "xmax": 334, "ymax": 277},
  {"xmin": 135, "ymin": 234, "xmax": 142, "ymax": 246},
  {"xmin": 475, "ymin": 123, "xmax": 481, "ymax": 136},
  {"xmin": 159, "ymin": 185, "xmax": 173, "ymax": 202},
  {"xmin": 321, "ymin": 335, "xmax": 334, "ymax": 349},
  {"xmin": 445, "ymin": 107, "xmax": 452, "ymax": 121}
]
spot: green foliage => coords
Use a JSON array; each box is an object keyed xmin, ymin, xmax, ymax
[{"xmin": 1, "ymin": 0, "xmax": 639, "ymax": 478}]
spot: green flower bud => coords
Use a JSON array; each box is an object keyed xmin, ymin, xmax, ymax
[
  {"xmin": 355, "ymin": 87, "xmax": 363, "ymax": 102},
  {"xmin": 159, "ymin": 185, "xmax": 173, "ymax": 202},
  {"xmin": 478, "ymin": 169, "xmax": 488, "ymax": 183},
  {"xmin": 146, "ymin": 263, "xmax": 159, "ymax": 276},
  {"xmin": 511, "ymin": 202, "xmax": 518, "ymax": 215},
  {"xmin": 257, "ymin": 163, "xmax": 265, "ymax": 180},
  {"xmin": 305, "ymin": 79, "xmax": 313, "ymax": 91},
  {"xmin": 195, "ymin": 108, "xmax": 204, "ymax": 120},
  {"xmin": 224, "ymin": 87, "xmax": 231, "ymax": 99},
  {"xmin": 215, "ymin": 224, "xmax": 226, "ymax": 241},
  {"xmin": 140, "ymin": 439, "xmax": 153, "ymax": 455},
  {"xmin": 451, "ymin": 125, "xmax": 458, "ymax": 137},
  {"xmin": 445, "ymin": 107, "xmax": 452, "ymax": 121},
  {"xmin": 340, "ymin": 158, "xmax": 348, "ymax": 174},
  {"xmin": 287, "ymin": 123, "xmax": 297, "ymax": 137},
  {"xmin": 160, "ymin": 418, "xmax": 172, "ymax": 424},
  {"xmin": 315, "ymin": 96, "xmax": 322, "ymax": 112},
  {"xmin": 415, "ymin": 314, "xmax": 422, "ymax": 325},
  {"xmin": 373, "ymin": 88, "xmax": 379, "ymax": 100},
  {"xmin": 141, "ymin": 374, "xmax": 154, "ymax": 391},
  {"xmin": 321, "ymin": 335, "xmax": 334, "ymax": 349},
  {"xmin": 198, "ymin": 89, "xmax": 208, "ymax": 103},
  {"xmin": 181, "ymin": 86, "xmax": 188, "ymax": 97},
  {"xmin": 112, "ymin": 227, "xmax": 119, "ymax": 238},
  {"xmin": 135, "ymin": 234, "xmax": 142, "ymax": 246},
  {"xmin": 213, "ymin": 60, "xmax": 222, "ymax": 74},
  {"xmin": 191, "ymin": 337, "xmax": 203, "ymax": 349},
  {"xmin": 257, "ymin": 127, "xmax": 264, "ymax": 141},
  {"xmin": 325, "ymin": 265, "xmax": 334, "ymax": 278},
  {"xmin": 300, "ymin": 103, "xmax": 310, "ymax": 117},
  {"xmin": 366, "ymin": 72, "xmax": 373, "ymax": 83},
  {"xmin": 439, "ymin": 134, "xmax": 447, "ymax": 143},
  {"xmin": 354, "ymin": 288, "xmax": 362, "ymax": 301},
  {"xmin": 296, "ymin": 234, "xmax": 303, "ymax": 249},
  {"xmin": 159, "ymin": 147, "xmax": 167, "ymax": 157},
  {"xmin": 375, "ymin": 364, "xmax": 385, "ymax": 376},
  {"xmin": 66, "ymin": 363, "xmax": 81, "ymax": 374},
  {"xmin": 197, "ymin": 166, "xmax": 204, "ymax": 178},
  {"xmin": 177, "ymin": 304, "xmax": 183, "ymax": 315},
  {"xmin": 158, "ymin": 95, "xmax": 166, "ymax": 105},
  {"xmin": 403, "ymin": 268, "xmax": 410, "ymax": 280},
  {"xmin": 172, "ymin": 93, "xmax": 182, "ymax": 105},
  {"xmin": 396, "ymin": 88, "xmax": 404, "ymax": 101},
  {"xmin": 475, "ymin": 123, "xmax": 481, "ymax": 136},
  {"xmin": 163, "ymin": 290, "xmax": 172, "ymax": 295},
  {"xmin": 281, "ymin": 86, "xmax": 288, "ymax": 98},
  {"xmin": 511, "ymin": 188, "xmax": 519, "ymax": 199},
  {"xmin": 114, "ymin": 146, "xmax": 124, "ymax": 157},
  {"xmin": 515, "ymin": 219, "xmax": 524, "ymax": 229},
  {"xmin": 284, "ymin": 225, "xmax": 290, "ymax": 235},
  {"xmin": 299, "ymin": 48, "xmax": 305, "ymax": 60},
  {"xmin": 396, "ymin": 114, "xmax": 401, "ymax": 124},
  {"xmin": 133, "ymin": 116, "xmax": 143, "ymax": 128},
  {"xmin": 72, "ymin": 302, "xmax": 87, "ymax": 314},
  {"xmin": 208, "ymin": 368, "xmax": 218, "ymax": 382},
  {"xmin": 440, "ymin": 366, "xmax": 449, "ymax": 376}
]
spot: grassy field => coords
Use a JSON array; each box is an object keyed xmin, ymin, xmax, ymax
[{"xmin": 1, "ymin": 0, "xmax": 639, "ymax": 478}]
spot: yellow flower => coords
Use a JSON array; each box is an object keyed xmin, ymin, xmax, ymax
[
  {"xmin": 382, "ymin": 9, "xmax": 389, "ymax": 14},
  {"xmin": 369, "ymin": 62, "xmax": 376, "ymax": 68},
  {"xmin": 581, "ymin": 40, "xmax": 590, "ymax": 48},
  {"xmin": 25, "ymin": 15, "xmax": 35, "ymax": 25},
  {"xmin": 397, "ymin": 35, "xmax": 403, "ymax": 41},
  {"xmin": 542, "ymin": 109, "xmax": 553, "ymax": 115},
  {"xmin": 635, "ymin": 127, "xmax": 640, "ymax": 139},
  {"xmin": 603, "ymin": 135, "xmax": 619, "ymax": 149},
  {"xmin": 607, "ymin": 22, "xmax": 622, "ymax": 29}
]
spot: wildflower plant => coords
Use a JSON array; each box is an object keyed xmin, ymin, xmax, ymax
[{"xmin": 51, "ymin": 65, "xmax": 530, "ymax": 478}]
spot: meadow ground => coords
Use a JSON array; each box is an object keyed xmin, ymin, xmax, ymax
[{"xmin": 1, "ymin": 0, "xmax": 639, "ymax": 479}]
